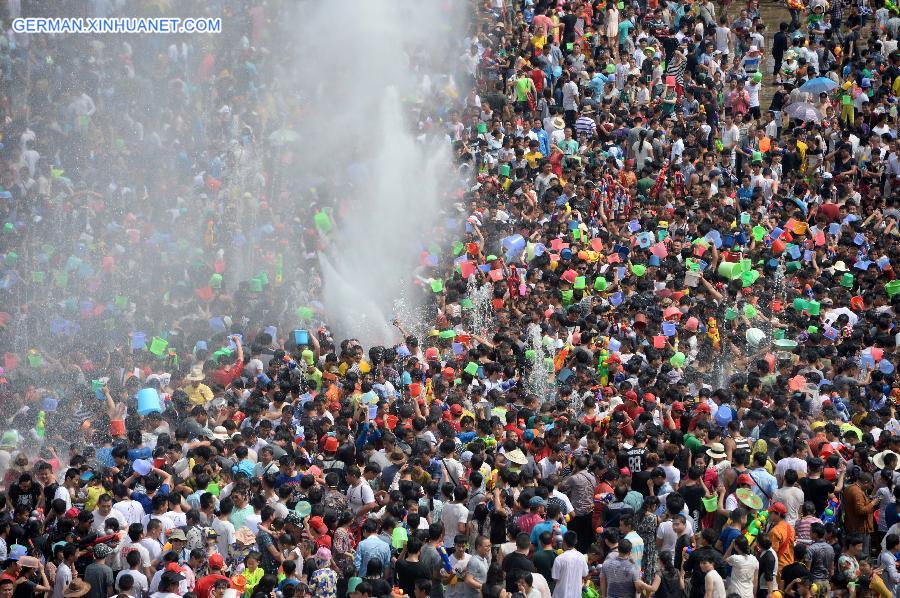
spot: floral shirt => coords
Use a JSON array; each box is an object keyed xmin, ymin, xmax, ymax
[{"xmin": 310, "ymin": 567, "xmax": 338, "ymax": 598}]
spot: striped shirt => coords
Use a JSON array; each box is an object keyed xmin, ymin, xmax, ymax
[{"xmin": 575, "ymin": 115, "xmax": 597, "ymax": 139}]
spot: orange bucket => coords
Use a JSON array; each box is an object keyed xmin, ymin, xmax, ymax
[{"xmin": 109, "ymin": 419, "xmax": 126, "ymax": 437}]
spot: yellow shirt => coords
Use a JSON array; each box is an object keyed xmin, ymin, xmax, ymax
[
  {"xmin": 525, "ymin": 150, "xmax": 544, "ymax": 168},
  {"xmin": 85, "ymin": 485, "xmax": 105, "ymax": 512},
  {"xmin": 186, "ymin": 383, "xmax": 214, "ymax": 405}
]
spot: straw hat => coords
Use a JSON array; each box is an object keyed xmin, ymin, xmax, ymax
[
  {"xmin": 505, "ymin": 448, "xmax": 528, "ymax": 466},
  {"xmin": 706, "ymin": 443, "xmax": 727, "ymax": 460},
  {"xmin": 185, "ymin": 366, "xmax": 205, "ymax": 382},
  {"xmin": 64, "ymin": 579, "xmax": 92, "ymax": 598}
]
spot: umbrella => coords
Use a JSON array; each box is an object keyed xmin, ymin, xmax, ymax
[
  {"xmin": 799, "ymin": 76, "xmax": 838, "ymax": 95},
  {"xmin": 784, "ymin": 102, "xmax": 823, "ymax": 123},
  {"xmin": 736, "ymin": 488, "xmax": 764, "ymax": 510}
]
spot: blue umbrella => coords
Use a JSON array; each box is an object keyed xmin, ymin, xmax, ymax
[{"xmin": 799, "ymin": 77, "xmax": 838, "ymax": 94}]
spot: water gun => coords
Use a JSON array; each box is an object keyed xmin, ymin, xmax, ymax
[
  {"xmin": 743, "ymin": 510, "xmax": 769, "ymax": 545},
  {"xmin": 707, "ymin": 317, "xmax": 721, "ymax": 350},
  {"xmin": 597, "ymin": 349, "xmax": 610, "ymax": 386},
  {"xmin": 821, "ymin": 496, "xmax": 841, "ymax": 524},
  {"xmin": 35, "ymin": 411, "xmax": 46, "ymax": 439},
  {"xmin": 887, "ymin": 0, "xmax": 899, "ymax": 14},
  {"xmin": 437, "ymin": 545, "xmax": 456, "ymax": 583}
]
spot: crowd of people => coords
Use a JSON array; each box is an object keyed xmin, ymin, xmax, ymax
[{"xmin": 0, "ymin": 0, "xmax": 900, "ymax": 597}]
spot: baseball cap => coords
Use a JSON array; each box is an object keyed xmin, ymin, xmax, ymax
[
  {"xmin": 323, "ymin": 436, "xmax": 339, "ymax": 452},
  {"xmin": 168, "ymin": 529, "xmax": 187, "ymax": 541},
  {"xmin": 770, "ymin": 502, "xmax": 788, "ymax": 515},
  {"xmin": 209, "ymin": 554, "xmax": 225, "ymax": 569},
  {"xmin": 309, "ymin": 516, "xmax": 328, "ymax": 535},
  {"xmin": 671, "ymin": 401, "xmax": 685, "ymax": 412},
  {"xmin": 529, "ymin": 496, "xmax": 546, "ymax": 508},
  {"xmin": 737, "ymin": 474, "xmax": 753, "ymax": 486},
  {"xmin": 695, "ymin": 403, "xmax": 711, "ymax": 414}
]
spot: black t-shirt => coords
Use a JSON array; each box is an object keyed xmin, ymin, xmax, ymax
[
  {"xmin": 624, "ymin": 447, "xmax": 647, "ymax": 473},
  {"xmin": 9, "ymin": 483, "xmax": 41, "ymax": 511},
  {"xmin": 560, "ymin": 13, "xmax": 578, "ymax": 43},
  {"xmin": 364, "ymin": 577, "xmax": 393, "ymax": 598},
  {"xmin": 12, "ymin": 578, "xmax": 36, "ymax": 598},
  {"xmin": 782, "ymin": 562, "xmax": 809, "ymax": 591},
  {"xmin": 632, "ymin": 470, "xmax": 652, "ymax": 497},
  {"xmin": 394, "ymin": 559, "xmax": 430, "ymax": 597},
  {"xmin": 502, "ymin": 552, "xmax": 536, "ymax": 592},
  {"xmin": 43, "ymin": 482, "xmax": 59, "ymax": 509},
  {"xmin": 679, "ymin": 484, "xmax": 706, "ymax": 524},
  {"xmin": 800, "ymin": 477, "xmax": 834, "ymax": 514}
]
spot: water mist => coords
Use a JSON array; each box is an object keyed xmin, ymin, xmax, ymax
[{"xmin": 282, "ymin": 0, "xmax": 464, "ymax": 347}]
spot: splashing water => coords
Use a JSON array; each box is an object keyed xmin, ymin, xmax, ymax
[
  {"xmin": 527, "ymin": 324, "xmax": 551, "ymax": 402},
  {"xmin": 467, "ymin": 278, "xmax": 494, "ymax": 339}
]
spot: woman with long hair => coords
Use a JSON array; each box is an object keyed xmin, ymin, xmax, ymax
[
  {"xmin": 643, "ymin": 551, "xmax": 685, "ymax": 598},
  {"xmin": 635, "ymin": 496, "xmax": 661, "ymax": 583}
]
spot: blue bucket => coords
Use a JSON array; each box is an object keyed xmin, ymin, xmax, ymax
[
  {"xmin": 136, "ymin": 388, "xmax": 161, "ymax": 416},
  {"xmin": 294, "ymin": 329, "xmax": 309, "ymax": 346}
]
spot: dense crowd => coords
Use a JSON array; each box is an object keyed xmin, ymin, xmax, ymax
[{"xmin": 0, "ymin": 0, "xmax": 900, "ymax": 597}]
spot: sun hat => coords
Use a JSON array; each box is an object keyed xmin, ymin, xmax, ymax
[{"xmin": 706, "ymin": 443, "xmax": 727, "ymax": 460}]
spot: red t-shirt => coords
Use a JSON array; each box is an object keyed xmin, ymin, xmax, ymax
[{"xmin": 195, "ymin": 574, "xmax": 232, "ymax": 598}]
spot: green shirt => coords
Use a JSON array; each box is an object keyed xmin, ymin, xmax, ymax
[
  {"xmin": 515, "ymin": 76, "xmax": 535, "ymax": 102},
  {"xmin": 685, "ymin": 433, "xmax": 704, "ymax": 455}
]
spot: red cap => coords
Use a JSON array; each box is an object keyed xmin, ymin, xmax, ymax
[
  {"xmin": 65, "ymin": 508, "xmax": 80, "ymax": 519},
  {"xmin": 450, "ymin": 404, "xmax": 463, "ymax": 415},
  {"xmin": 208, "ymin": 554, "xmax": 225, "ymax": 569},
  {"xmin": 442, "ymin": 367, "xmax": 455, "ymax": 380},
  {"xmin": 643, "ymin": 393, "xmax": 657, "ymax": 403},
  {"xmin": 606, "ymin": 354, "xmax": 622, "ymax": 364},
  {"xmin": 323, "ymin": 436, "xmax": 339, "ymax": 452},
  {"xmin": 695, "ymin": 403, "xmax": 711, "ymax": 414},
  {"xmin": 737, "ymin": 474, "xmax": 753, "ymax": 486},
  {"xmin": 769, "ymin": 502, "xmax": 788, "ymax": 515},
  {"xmin": 619, "ymin": 467, "xmax": 632, "ymax": 476},
  {"xmin": 625, "ymin": 390, "xmax": 638, "ymax": 402},
  {"xmin": 425, "ymin": 347, "xmax": 439, "ymax": 361},
  {"xmin": 671, "ymin": 401, "xmax": 685, "ymax": 412},
  {"xmin": 166, "ymin": 563, "xmax": 183, "ymax": 573},
  {"xmin": 309, "ymin": 516, "xmax": 328, "ymax": 534}
]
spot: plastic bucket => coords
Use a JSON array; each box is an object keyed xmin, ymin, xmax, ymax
[
  {"xmin": 702, "ymin": 495, "xmax": 719, "ymax": 512},
  {"xmin": 136, "ymin": 388, "xmax": 162, "ymax": 416},
  {"xmin": 718, "ymin": 260, "xmax": 744, "ymax": 280},
  {"xmin": 293, "ymin": 329, "xmax": 309, "ymax": 346},
  {"xmin": 887, "ymin": 280, "xmax": 900, "ymax": 297},
  {"xmin": 685, "ymin": 270, "xmax": 701, "ymax": 287}
]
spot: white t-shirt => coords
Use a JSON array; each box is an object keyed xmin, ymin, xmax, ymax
[
  {"xmin": 552, "ymin": 549, "xmax": 589, "ymax": 598},
  {"xmin": 114, "ymin": 499, "xmax": 146, "ymax": 527},
  {"xmin": 52, "ymin": 563, "xmax": 72, "ymax": 598},
  {"xmin": 348, "ymin": 481, "xmax": 375, "ymax": 515},
  {"xmin": 92, "ymin": 508, "xmax": 128, "ymax": 534},
  {"xmin": 705, "ymin": 569, "xmax": 727, "ymax": 598},
  {"xmin": 656, "ymin": 519, "xmax": 694, "ymax": 553},
  {"xmin": 54, "ymin": 486, "xmax": 72, "ymax": 511},
  {"xmin": 441, "ymin": 502, "xmax": 470, "ymax": 546},
  {"xmin": 116, "ymin": 569, "xmax": 149, "ymax": 598},
  {"xmin": 211, "ymin": 518, "xmax": 236, "ymax": 558},
  {"xmin": 726, "ymin": 554, "xmax": 759, "ymax": 598},
  {"xmin": 140, "ymin": 538, "xmax": 163, "ymax": 564}
]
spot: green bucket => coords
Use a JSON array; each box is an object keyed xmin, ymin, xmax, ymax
[
  {"xmin": 702, "ymin": 495, "xmax": 719, "ymax": 512},
  {"xmin": 718, "ymin": 260, "xmax": 744, "ymax": 280},
  {"xmin": 887, "ymin": 280, "xmax": 900, "ymax": 298}
]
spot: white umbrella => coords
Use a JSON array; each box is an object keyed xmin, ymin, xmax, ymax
[{"xmin": 784, "ymin": 102, "xmax": 823, "ymax": 123}]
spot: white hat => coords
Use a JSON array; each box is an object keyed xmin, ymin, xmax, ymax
[{"xmin": 505, "ymin": 449, "xmax": 528, "ymax": 466}]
